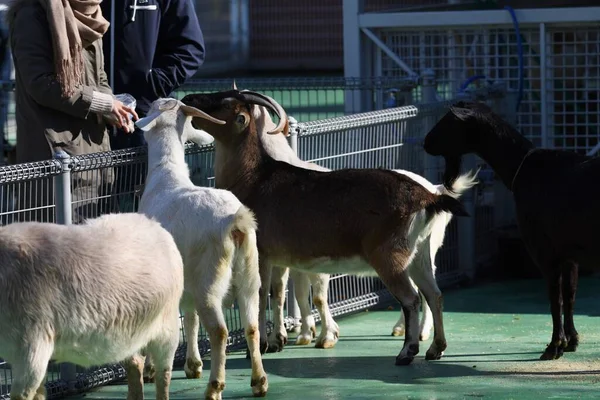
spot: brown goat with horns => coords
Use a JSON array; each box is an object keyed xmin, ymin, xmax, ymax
[{"xmin": 182, "ymin": 89, "xmax": 469, "ymax": 365}]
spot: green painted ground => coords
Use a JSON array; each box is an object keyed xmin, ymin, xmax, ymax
[{"xmin": 72, "ymin": 277, "xmax": 600, "ymax": 399}]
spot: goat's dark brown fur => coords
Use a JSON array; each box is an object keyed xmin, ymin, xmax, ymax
[
  {"xmin": 424, "ymin": 100, "xmax": 600, "ymax": 361},
  {"xmin": 182, "ymin": 90, "xmax": 468, "ymax": 365}
]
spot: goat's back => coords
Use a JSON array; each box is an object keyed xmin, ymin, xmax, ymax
[
  {"xmin": 242, "ymin": 160, "xmax": 447, "ymax": 260},
  {"xmin": 139, "ymin": 183, "xmax": 246, "ymax": 258},
  {"xmin": 513, "ymin": 150, "xmax": 600, "ymax": 265},
  {"xmin": 0, "ymin": 213, "xmax": 184, "ymax": 364}
]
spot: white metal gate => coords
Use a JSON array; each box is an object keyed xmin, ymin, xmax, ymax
[{"xmin": 343, "ymin": 2, "xmax": 600, "ymax": 154}]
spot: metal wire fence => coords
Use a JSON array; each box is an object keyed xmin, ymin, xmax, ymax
[
  {"xmin": 0, "ymin": 83, "xmax": 508, "ymax": 399},
  {"xmin": 1, "ymin": 76, "xmax": 416, "ymax": 165}
]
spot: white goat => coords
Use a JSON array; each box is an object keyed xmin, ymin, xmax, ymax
[
  {"xmin": 250, "ymin": 104, "xmax": 477, "ymax": 350},
  {"xmin": 135, "ymin": 98, "xmax": 268, "ymax": 400},
  {"xmin": 0, "ymin": 213, "xmax": 184, "ymax": 400}
]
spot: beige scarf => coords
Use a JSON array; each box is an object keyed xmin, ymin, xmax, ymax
[{"xmin": 40, "ymin": 0, "xmax": 110, "ymax": 98}]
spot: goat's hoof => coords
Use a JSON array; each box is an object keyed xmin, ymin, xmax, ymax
[
  {"xmin": 295, "ymin": 333, "xmax": 313, "ymax": 346},
  {"xmin": 425, "ymin": 339, "xmax": 447, "ymax": 360},
  {"xmin": 396, "ymin": 343, "xmax": 419, "ymax": 365},
  {"xmin": 205, "ymin": 381, "xmax": 225, "ymax": 400},
  {"xmin": 395, "ymin": 355, "xmax": 415, "ymax": 366},
  {"xmin": 540, "ymin": 344, "xmax": 564, "ymax": 360},
  {"xmin": 266, "ymin": 342, "xmax": 283, "ymax": 353},
  {"xmin": 565, "ymin": 336, "xmax": 579, "ymax": 352},
  {"xmin": 143, "ymin": 364, "xmax": 156, "ymax": 383},
  {"xmin": 425, "ymin": 348, "xmax": 444, "ymax": 360},
  {"xmin": 565, "ymin": 343, "xmax": 578, "ymax": 352},
  {"xmin": 391, "ymin": 327, "xmax": 405, "ymax": 337},
  {"xmin": 251, "ymin": 375, "xmax": 268, "ymax": 397},
  {"xmin": 259, "ymin": 339, "xmax": 269, "ymax": 354},
  {"xmin": 315, "ymin": 331, "xmax": 339, "ymax": 349},
  {"xmin": 184, "ymin": 357, "xmax": 203, "ymax": 379},
  {"xmin": 266, "ymin": 333, "xmax": 287, "ymax": 353},
  {"xmin": 419, "ymin": 331, "xmax": 432, "ymax": 341}
]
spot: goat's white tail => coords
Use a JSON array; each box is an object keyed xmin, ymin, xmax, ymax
[
  {"xmin": 438, "ymin": 169, "xmax": 479, "ymax": 199},
  {"xmin": 230, "ymin": 205, "xmax": 261, "ymax": 294},
  {"xmin": 419, "ymin": 170, "xmax": 478, "ymax": 233}
]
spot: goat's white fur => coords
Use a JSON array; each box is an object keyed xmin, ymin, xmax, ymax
[
  {"xmin": 251, "ymin": 105, "xmax": 477, "ymax": 349},
  {"xmin": 136, "ymin": 98, "xmax": 268, "ymax": 400},
  {"xmin": 0, "ymin": 213, "xmax": 184, "ymax": 400}
]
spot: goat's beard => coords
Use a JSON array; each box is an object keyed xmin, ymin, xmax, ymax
[{"xmin": 443, "ymin": 155, "xmax": 462, "ymax": 191}]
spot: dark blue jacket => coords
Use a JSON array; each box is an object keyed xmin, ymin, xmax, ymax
[{"xmin": 101, "ymin": 0, "xmax": 205, "ymax": 148}]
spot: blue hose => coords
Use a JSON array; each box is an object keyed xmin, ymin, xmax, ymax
[
  {"xmin": 456, "ymin": 6, "xmax": 524, "ymax": 112},
  {"xmin": 504, "ymin": 5, "xmax": 524, "ymax": 111},
  {"xmin": 458, "ymin": 74, "xmax": 487, "ymax": 93}
]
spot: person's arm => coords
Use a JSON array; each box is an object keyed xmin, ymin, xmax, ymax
[
  {"xmin": 97, "ymin": 45, "xmax": 113, "ymax": 96},
  {"xmin": 10, "ymin": 5, "xmax": 113, "ymax": 118},
  {"xmin": 134, "ymin": 0, "xmax": 205, "ymax": 100}
]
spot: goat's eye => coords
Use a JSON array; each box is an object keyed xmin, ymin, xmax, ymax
[{"xmin": 236, "ymin": 114, "xmax": 246, "ymax": 125}]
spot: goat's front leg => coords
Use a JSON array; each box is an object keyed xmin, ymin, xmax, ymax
[
  {"xmin": 540, "ymin": 267, "xmax": 566, "ymax": 360},
  {"xmin": 267, "ymin": 266, "xmax": 289, "ymax": 352},
  {"xmin": 122, "ymin": 353, "xmax": 145, "ymax": 400},
  {"xmin": 291, "ymin": 270, "xmax": 317, "ymax": 345},
  {"xmin": 310, "ymin": 272, "xmax": 339, "ymax": 349}
]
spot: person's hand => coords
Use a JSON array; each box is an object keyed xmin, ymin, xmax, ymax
[{"xmin": 106, "ymin": 100, "xmax": 139, "ymax": 133}]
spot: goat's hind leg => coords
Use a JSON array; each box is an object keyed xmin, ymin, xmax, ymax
[
  {"xmin": 246, "ymin": 260, "xmax": 272, "ymax": 359},
  {"xmin": 562, "ymin": 260, "xmax": 579, "ymax": 352},
  {"xmin": 391, "ymin": 288, "xmax": 432, "ymax": 341},
  {"xmin": 266, "ymin": 266, "xmax": 289, "ymax": 353},
  {"xmin": 145, "ymin": 316, "xmax": 180, "ymax": 400},
  {"xmin": 409, "ymin": 246, "xmax": 447, "ymax": 360},
  {"xmin": 194, "ymin": 251, "xmax": 234, "ymax": 400},
  {"xmin": 235, "ymin": 271, "xmax": 268, "ymax": 396},
  {"xmin": 370, "ymin": 247, "xmax": 421, "ymax": 366},
  {"xmin": 183, "ymin": 310, "xmax": 203, "ymax": 379},
  {"xmin": 540, "ymin": 266, "xmax": 566, "ymax": 360}
]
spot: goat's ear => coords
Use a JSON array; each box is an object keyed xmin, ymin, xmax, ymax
[
  {"xmin": 135, "ymin": 110, "xmax": 162, "ymax": 132},
  {"xmin": 282, "ymin": 118, "xmax": 290, "ymax": 137},
  {"xmin": 449, "ymin": 105, "xmax": 473, "ymax": 121},
  {"xmin": 187, "ymin": 128, "xmax": 215, "ymax": 146},
  {"xmin": 180, "ymin": 105, "xmax": 226, "ymax": 125}
]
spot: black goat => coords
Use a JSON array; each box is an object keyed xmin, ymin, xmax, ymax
[{"xmin": 423, "ymin": 100, "xmax": 600, "ymax": 360}]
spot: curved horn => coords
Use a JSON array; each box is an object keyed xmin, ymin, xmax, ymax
[
  {"xmin": 158, "ymin": 98, "xmax": 179, "ymax": 111},
  {"xmin": 239, "ymin": 91, "xmax": 287, "ymax": 134},
  {"xmin": 232, "ymin": 80, "xmax": 238, "ymax": 90},
  {"xmin": 180, "ymin": 104, "xmax": 226, "ymax": 125}
]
